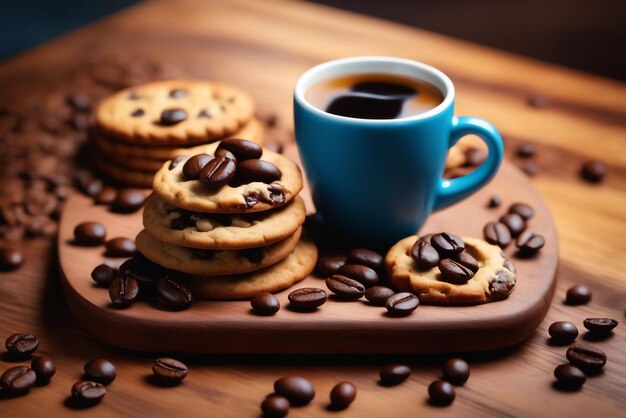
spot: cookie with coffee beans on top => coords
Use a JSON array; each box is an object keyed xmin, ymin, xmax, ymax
[
  {"xmin": 152, "ymin": 139, "xmax": 303, "ymax": 213},
  {"xmin": 96, "ymin": 80, "xmax": 255, "ymax": 145},
  {"xmin": 386, "ymin": 234, "xmax": 516, "ymax": 305}
]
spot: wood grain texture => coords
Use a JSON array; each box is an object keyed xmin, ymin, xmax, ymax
[{"xmin": 0, "ymin": 0, "xmax": 625, "ymax": 416}]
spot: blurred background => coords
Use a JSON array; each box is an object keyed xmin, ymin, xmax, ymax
[{"xmin": 1, "ymin": 0, "xmax": 625, "ymax": 81}]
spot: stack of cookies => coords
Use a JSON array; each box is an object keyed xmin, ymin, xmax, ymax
[
  {"xmin": 136, "ymin": 138, "xmax": 318, "ymax": 299},
  {"xmin": 92, "ymin": 80, "xmax": 263, "ymax": 188}
]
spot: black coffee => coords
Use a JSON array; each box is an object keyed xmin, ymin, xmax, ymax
[{"xmin": 306, "ymin": 73, "xmax": 444, "ymax": 119}]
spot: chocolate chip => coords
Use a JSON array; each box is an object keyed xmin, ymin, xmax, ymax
[
  {"xmin": 234, "ymin": 159, "xmax": 282, "ymax": 184},
  {"xmin": 379, "ymin": 364, "xmax": 411, "ymax": 386},
  {"xmin": 5, "ymin": 333, "xmax": 39, "ymax": 357},
  {"xmin": 516, "ymin": 143, "xmax": 536, "ymax": 158},
  {"xmin": 0, "ymin": 247, "xmax": 24, "ymax": 270},
  {"xmin": 169, "ymin": 88, "xmax": 187, "ymax": 98},
  {"xmin": 131, "ymin": 108, "xmax": 145, "ymax": 117},
  {"xmin": 583, "ymin": 318, "xmax": 618, "ymax": 337},
  {"xmin": 111, "ymin": 189, "xmax": 146, "ymax": 213},
  {"xmin": 105, "ymin": 237, "xmax": 136, "ymax": 257},
  {"xmin": 197, "ymin": 109, "xmax": 211, "ymax": 118},
  {"xmin": 71, "ymin": 380, "xmax": 106, "ymax": 405},
  {"xmin": 385, "ymin": 292, "xmax": 419, "ymax": 316},
  {"xmin": 240, "ymin": 247, "xmax": 264, "ymax": 264},
  {"xmin": 182, "ymin": 154, "xmax": 214, "ymax": 180},
  {"xmin": 438, "ymin": 258, "xmax": 474, "ymax": 284},
  {"xmin": 487, "ymin": 195, "xmax": 502, "ymax": 208},
  {"xmin": 159, "ymin": 108, "xmax": 187, "ymax": 126},
  {"xmin": 152, "ymin": 358, "xmax": 188, "ymax": 383},
  {"xmin": 84, "ymin": 359, "xmax": 117, "ymax": 384},
  {"xmin": 430, "ymin": 233, "xmax": 464, "ymax": 257},
  {"xmin": 314, "ymin": 256, "xmax": 346, "ymax": 277},
  {"xmin": 516, "ymin": 230, "xmax": 545, "ymax": 257},
  {"xmin": 108, "ymin": 274, "xmax": 139, "ymax": 308},
  {"xmin": 198, "ymin": 157, "xmax": 236, "ymax": 189},
  {"xmin": 346, "ymin": 248, "xmax": 384, "ymax": 271},
  {"xmin": 566, "ymin": 344, "xmax": 607, "ymax": 374},
  {"xmin": 0, "ymin": 366, "xmax": 37, "ymax": 394},
  {"xmin": 428, "ymin": 380, "xmax": 455, "ymax": 406},
  {"xmin": 74, "ymin": 222, "xmax": 106, "ymax": 246},
  {"xmin": 548, "ymin": 321, "xmax": 578, "ymax": 345},
  {"xmin": 31, "ymin": 356, "xmax": 56, "ymax": 383},
  {"xmin": 261, "ymin": 395, "xmax": 289, "ymax": 418},
  {"xmin": 488, "ymin": 271, "xmax": 516, "ymax": 301},
  {"xmin": 155, "ymin": 276, "xmax": 192, "ymax": 311},
  {"xmin": 364, "ymin": 286, "xmax": 395, "ymax": 306},
  {"xmin": 580, "ymin": 161, "xmax": 606, "ymax": 183},
  {"xmin": 288, "ymin": 287, "xmax": 327, "ymax": 311},
  {"xmin": 442, "ymin": 358, "xmax": 470, "ymax": 385},
  {"xmin": 326, "ymin": 275, "xmax": 365, "ymax": 300},
  {"xmin": 216, "ymin": 138, "xmax": 263, "ymax": 161},
  {"xmin": 508, "ymin": 202, "xmax": 535, "ymax": 220},
  {"xmin": 274, "ymin": 376, "xmax": 315, "ymax": 406},
  {"xmin": 250, "ymin": 292, "xmax": 280, "ymax": 315},
  {"xmin": 483, "ymin": 221, "xmax": 511, "ymax": 248},
  {"xmin": 499, "ymin": 213, "xmax": 526, "ymax": 237},
  {"xmin": 410, "ymin": 239, "xmax": 440, "ymax": 270},
  {"xmin": 337, "ymin": 264, "xmax": 379, "ymax": 287},
  {"xmin": 91, "ymin": 264, "xmax": 117, "ymax": 287},
  {"xmin": 565, "ymin": 285, "xmax": 591, "ymax": 305},
  {"xmin": 329, "ymin": 381, "xmax": 357, "ymax": 410},
  {"xmin": 554, "ymin": 364, "xmax": 586, "ymax": 390}
]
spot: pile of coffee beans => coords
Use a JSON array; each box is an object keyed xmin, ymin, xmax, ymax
[
  {"xmin": 482, "ymin": 201, "xmax": 545, "ymax": 257},
  {"xmin": 1, "ymin": 333, "xmax": 56, "ymax": 396},
  {"xmin": 411, "ymin": 232, "xmax": 477, "ymax": 284}
]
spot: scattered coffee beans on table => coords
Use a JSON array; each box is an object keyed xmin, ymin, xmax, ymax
[
  {"xmin": 329, "ymin": 381, "xmax": 357, "ymax": 410},
  {"xmin": 347, "ymin": 248, "xmax": 384, "ymax": 271},
  {"xmin": 483, "ymin": 222, "xmax": 512, "ymax": 248},
  {"xmin": 91, "ymin": 264, "xmax": 117, "ymax": 287},
  {"xmin": 73, "ymin": 222, "xmax": 106, "ymax": 246},
  {"xmin": 508, "ymin": 202, "xmax": 535, "ymax": 220},
  {"xmin": 31, "ymin": 356, "xmax": 56, "ymax": 384},
  {"xmin": 0, "ymin": 366, "xmax": 37, "ymax": 394},
  {"xmin": 580, "ymin": 160, "xmax": 606, "ymax": 183},
  {"xmin": 273, "ymin": 376, "xmax": 315, "ymax": 406},
  {"xmin": 385, "ymin": 292, "xmax": 419, "ymax": 316},
  {"xmin": 554, "ymin": 364, "xmax": 586, "ymax": 390},
  {"xmin": 84, "ymin": 359, "xmax": 117, "ymax": 384},
  {"xmin": 499, "ymin": 213, "xmax": 526, "ymax": 238},
  {"xmin": 428, "ymin": 380, "xmax": 456, "ymax": 406},
  {"xmin": 108, "ymin": 274, "xmax": 139, "ymax": 309},
  {"xmin": 104, "ymin": 237, "xmax": 136, "ymax": 257},
  {"xmin": 487, "ymin": 195, "xmax": 502, "ymax": 208},
  {"xmin": 71, "ymin": 380, "xmax": 106, "ymax": 405},
  {"xmin": 364, "ymin": 286, "xmax": 395, "ymax": 306},
  {"xmin": 583, "ymin": 318, "xmax": 618, "ymax": 337},
  {"xmin": 111, "ymin": 189, "xmax": 147, "ymax": 213},
  {"xmin": 326, "ymin": 275, "xmax": 365, "ymax": 300},
  {"xmin": 566, "ymin": 344, "xmax": 607, "ymax": 374},
  {"xmin": 155, "ymin": 277, "xmax": 193, "ymax": 311},
  {"xmin": 565, "ymin": 285, "xmax": 592, "ymax": 305},
  {"xmin": 548, "ymin": 321, "xmax": 578, "ymax": 345},
  {"xmin": 442, "ymin": 358, "xmax": 470, "ymax": 385},
  {"xmin": 314, "ymin": 256, "xmax": 346, "ymax": 277},
  {"xmin": 251, "ymin": 292, "xmax": 281, "ymax": 315},
  {"xmin": 337, "ymin": 264, "xmax": 379, "ymax": 287},
  {"xmin": 516, "ymin": 231, "xmax": 545, "ymax": 257},
  {"xmin": 5, "ymin": 332, "xmax": 39, "ymax": 357},
  {"xmin": 0, "ymin": 247, "xmax": 24, "ymax": 270},
  {"xmin": 261, "ymin": 395, "xmax": 290, "ymax": 418},
  {"xmin": 152, "ymin": 358, "xmax": 188, "ymax": 383},
  {"xmin": 288, "ymin": 288, "xmax": 327, "ymax": 311},
  {"xmin": 379, "ymin": 364, "xmax": 411, "ymax": 386}
]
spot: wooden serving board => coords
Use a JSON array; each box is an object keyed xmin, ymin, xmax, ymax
[{"xmin": 59, "ymin": 148, "xmax": 557, "ymax": 354}]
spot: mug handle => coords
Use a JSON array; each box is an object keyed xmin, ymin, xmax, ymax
[{"xmin": 433, "ymin": 116, "xmax": 504, "ymax": 211}]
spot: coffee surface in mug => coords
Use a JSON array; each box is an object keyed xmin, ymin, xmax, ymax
[{"xmin": 306, "ymin": 73, "xmax": 444, "ymax": 119}]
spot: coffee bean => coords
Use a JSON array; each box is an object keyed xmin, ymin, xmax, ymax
[
  {"xmin": 5, "ymin": 333, "xmax": 39, "ymax": 357},
  {"xmin": 508, "ymin": 202, "xmax": 534, "ymax": 220},
  {"xmin": 74, "ymin": 221, "xmax": 106, "ymax": 246},
  {"xmin": 111, "ymin": 189, "xmax": 146, "ymax": 213},
  {"xmin": 315, "ymin": 256, "xmax": 346, "ymax": 277},
  {"xmin": 0, "ymin": 247, "xmax": 23, "ymax": 270},
  {"xmin": 337, "ymin": 264, "xmax": 379, "ymax": 287},
  {"xmin": 438, "ymin": 258, "xmax": 474, "ymax": 284},
  {"xmin": 580, "ymin": 160, "xmax": 606, "ymax": 183},
  {"xmin": 234, "ymin": 159, "xmax": 282, "ymax": 184},
  {"xmin": 452, "ymin": 250, "xmax": 479, "ymax": 273},
  {"xmin": 159, "ymin": 108, "xmax": 187, "ymax": 126},
  {"xmin": 326, "ymin": 275, "xmax": 365, "ymax": 300},
  {"xmin": 499, "ymin": 213, "xmax": 526, "ymax": 237},
  {"xmin": 418, "ymin": 233, "xmax": 436, "ymax": 244},
  {"xmin": 84, "ymin": 359, "xmax": 117, "ymax": 384},
  {"xmin": 94, "ymin": 187, "xmax": 117, "ymax": 205},
  {"xmin": 566, "ymin": 344, "xmax": 607, "ymax": 373},
  {"xmin": 261, "ymin": 395, "xmax": 289, "ymax": 418},
  {"xmin": 385, "ymin": 292, "xmax": 419, "ymax": 316},
  {"xmin": 548, "ymin": 321, "xmax": 578, "ymax": 345},
  {"xmin": 428, "ymin": 380, "xmax": 455, "ymax": 406},
  {"xmin": 31, "ymin": 356, "xmax": 56, "ymax": 383},
  {"xmin": 288, "ymin": 288, "xmax": 327, "ymax": 310},
  {"xmin": 487, "ymin": 195, "xmax": 502, "ymax": 208},
  {"xmin": 82, "ymin": 178, "xmax": 104, "ymax": 197},
  {"xmin": 108, "ymin": 274, "xmax": 139, "ymax": 308},
  {"xmin": 169, "ymin": 88, "xmax": 187, "ymax": 98},
  {"xmin": 216, "ymin": 138, "xmax": 263, "ymax": 161},
  {"xmin": 347, "ymin": 248, "xmax": 384, "ymax": 271},
  {"xmin": 199, "ymin": 157, "xmax": 236, "ymax": 189},
  {"xmin": 379, "ymin": 364, "xmax": 411, "ymax": 386},
  {"xmin": 516, "ymin": 143, "xmax": 536, "ymax": 158},
  {"xmin": 442, "ymin": 358, "xmax": 470, "ymax": 385},
  {"xmin": 105, "ymin": 237, "xmax": 136, "ymax": 257},
  {"xmin": 153, "ymin": 358, "xmax": 188, "ymax": 383},
  {"xmin": 120, "ymin": 253, "xmax": 168, "ymax": 288},
  {"xmin": 565, "ymin": 285, "xmax": 591, "ymax": 305},
  {"xmin": 155, "ymin": 277, "xmax": 192, "ymax": 310},
  {"xmin": 364, "ymin": 286, "xmax": 395, "ymax": 306},
  {"xmin": 330, "ymin": 381, "xmax": 357, "ymax": 410},
  {"xmin": 0, "ymin": 366, "xmax": 37, "ymax": 394},
  {"xmin": 483, "ymin": 222, "xmax": 511, "ymax": 248},
  {"xmin": 251, "ymin": 292, "xmax": 280, "ymax": 315},
  {"xmin": 274, "ymin": 376, "xmax": 315, "ymax": 406},
  {"xmin": 521, "ymin": 161, "xmax": 539, "ymax": 176},
  {"xmin": 71, "ymin": 380, "xmax": 106, "ymax": 404},
  {"xmin": 430, "ymin": 233, "xmax": 464, "ymax": 257},
  {"xmin": 583, "ymin": 318, "xmax": 618, "ymax": 337},
  {"xmin": 554, "ymin": 364, "xmax": 586, "ymax": 390},
  {"xmin": 465, "ymin": 147, "xmax": 487, "ymax": 167},
  {"xmin": 516, "ymin": 231, "xmax": 545, "ymax": 256},
  {"xmin": 215, "ymin": 148, "xmax": 238, "ymax": 162},
  {"xmin": 91, "ymin": 264, "xmax": 117, "ymax": 287},
  {"xmin": 410, "ymin": 239, "xmax": 439, "ymax": 270},
  {"xmin": 182, "ymin": 154, "xmax": 213, "ymax": 180}
]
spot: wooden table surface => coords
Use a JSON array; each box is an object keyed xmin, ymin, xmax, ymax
[{"xmin": 1, "ymin": 0, "xmax": 625, "ymax": 416}]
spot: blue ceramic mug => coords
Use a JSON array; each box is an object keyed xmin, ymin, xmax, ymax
[{"xmin": 294, "ymin": 56, "xmax": 503, "ymax": 247}]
